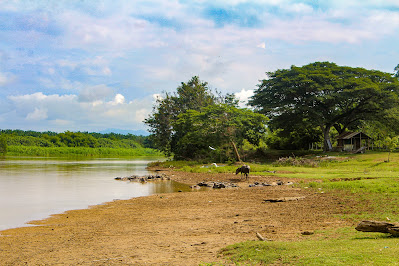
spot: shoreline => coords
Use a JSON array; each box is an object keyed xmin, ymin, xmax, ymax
[{"xmin": 0, "ymin": 169, "xmax": 356, "ymax": 265}]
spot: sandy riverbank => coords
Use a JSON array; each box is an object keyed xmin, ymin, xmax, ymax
[{"xmin": 0, "ymin": 170, "xmax": 356, "ymax": 265}]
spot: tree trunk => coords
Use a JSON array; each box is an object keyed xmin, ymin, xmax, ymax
[
  {"xmin": 231, "ymin": 140, "xmax": 241, "ymax": 162},
  {"xmin": 322, "ymin": 125, "xmax": 333, "ymax": 152}
]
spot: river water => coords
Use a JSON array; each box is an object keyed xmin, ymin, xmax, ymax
[{"xmin": 0, "ymin": 157, "xmax": 190, "ymax": 231}]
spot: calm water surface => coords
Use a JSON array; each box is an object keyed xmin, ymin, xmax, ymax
[{"xmin": 0, "ymin": 157, "xmax": 190, "ymax": 231}]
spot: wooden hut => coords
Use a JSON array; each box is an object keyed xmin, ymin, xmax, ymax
[{"xmin": 336, "ymin": 131, "xmax": 372, "ymax": 153}]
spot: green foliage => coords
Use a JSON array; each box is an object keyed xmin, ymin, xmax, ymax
[
  {"xmin": 6, "ymin": 145, "xmax": 162, "ymax": 157},
  {"xmin": 375, "ymin": 136, "xmax": 399, "ymax": 162},
  {"xmin": 0, "ymin": 129, "xmax": 152, "ymax": 148},
  {"xmin": 0, "ymin": 129, "xmax": 158, "ymax": 157},
  {"xmin": 58, "ymin": 131, "xmax": 98, "ymax": 147},
  {"xmin": 7, "ymin": 135, "xmax": 59, "ymax": 147},
  {"xmin": 145, "ymin": 76, "xmax": 268, "ymax": 161},
  {"xmin": 250, "ymin": 62, "xmax": 399, "ymax": 151},
  {"xmin": 0, "ymin": 134, "xmax": 7, "ymax": 155},
  {"xmin": 145, "ymin": 76, "xmax": 217, "ymax": 156},
  {"xmin": 173, "ymin": 104, "xmax": 268, "ymax": 161}
]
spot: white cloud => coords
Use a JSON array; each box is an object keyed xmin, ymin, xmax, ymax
[
  {"xmin": 257, "ymin": 42, "xmax": 266, "ymax": 49},
  {"xmin": 283, "ymin": 3, "xmax": 313, "ymax": 13},
  {"xmin": 78, "ymin": 84, "xmax": 114, "ymax": 102},
  {"xmin": 6, "ymin": 91, "xmax": 154, "ymax": 131},
  {"xmin": 57, "ymin": 10, "xmax": 170, "ymax": 51},
  {"xmin": 39, "ymin": 77, "xmax": 83, "ymax": 91},
  {"xmin": 111, "ymin": 94, "xmax": 125, "ymax": 105},
  {"xmin": 235, "ymin": 89, "xmax": 254, "ymax": 108},
  {"xmin": 0, "ymin": 72, "xmax": 16, "ymax": 86},
  {"xmin": 26, "ymin": 107, "xmax": 48, "ymax": 121}
]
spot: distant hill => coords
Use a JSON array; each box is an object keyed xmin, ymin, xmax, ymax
[{"xmin": 99, "ymin": 128, "xmax": 150, "ymax": 136}]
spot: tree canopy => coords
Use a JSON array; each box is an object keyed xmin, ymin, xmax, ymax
[
  {"xmin": 144, "ymin": 76, "xmax": 268, "ymax": 161},
  {"xmin": 173, "ymin": 104, "xmax": 268, "ymax": 161},
  {"xmin": 249, "ymin": 62, "xmax": 399, "ymax": 150},
  {"xmin": 144, "ymin": 76, "xmax": 217, "ymax": 156},
  {"xmin": 395, "ymin": 64, "xmax": 399, "ymax": 78},
  {"xmin": 0, "ymin": 129, "xmax": 151, "ymax": 149}
]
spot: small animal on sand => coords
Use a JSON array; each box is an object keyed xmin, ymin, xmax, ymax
[{"xmin": 236, "ymin": 165, "xmax": 250, "ymax": 179}]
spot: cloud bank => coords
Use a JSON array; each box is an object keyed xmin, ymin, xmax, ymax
[{"xmin": 0, "ymin": 0, "xmax": 398, "ymax": 132}]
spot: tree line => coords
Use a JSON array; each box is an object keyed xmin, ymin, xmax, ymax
[
  {"xmin": 0, "ymin": 129, "xmax": 154, "ymax": 154},
  {"xmin": 145, "ymin": 62, "xmax": 399, "ymax": 162}
]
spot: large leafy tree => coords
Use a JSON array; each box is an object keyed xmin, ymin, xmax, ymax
[
  {"xmin": 144, "ymin": 76, "xmax": 218, "ymax": 156},
  {"xmin": 145, "ymin": 76, "xmax": 268, "ymax": 160},
  {"xmin": 250, "ymin": 62, "xmax": 399, "ymax": 151},
  {"xmin": 172, "ymin": 104, "xmax": 268, "ymax": 161}
]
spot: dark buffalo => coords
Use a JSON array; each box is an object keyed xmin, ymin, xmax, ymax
[{"xmin": 236, "ymin": 165, "xmax": 250, "ymax": 179}]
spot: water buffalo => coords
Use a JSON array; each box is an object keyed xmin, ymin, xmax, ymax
[{"xmin": 236, "ymin": 165, "xmax": 250, "ymax": 179}]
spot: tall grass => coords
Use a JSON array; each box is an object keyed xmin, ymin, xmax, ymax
[{"xmin": 7, "ymin": 145, "xmax": 163, "ymax": 157}]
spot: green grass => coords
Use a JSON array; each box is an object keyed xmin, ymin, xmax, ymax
[
  {"xmin": 159, "ymin": 151, "xmax": 399, "ymax": 181},
  {"xmin": 221, "ymin": 230, "xmax": 399, "ymax": 265},
  {"xmin": 6, "ymin": 145, "xmax": 164, "ymax": 157}
]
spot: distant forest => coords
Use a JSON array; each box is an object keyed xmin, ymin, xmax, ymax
[{"xmin": 0, "ymin": 129, "xmax": 153, "ymax": 149}]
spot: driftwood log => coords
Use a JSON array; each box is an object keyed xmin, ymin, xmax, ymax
[
  {"xmin": 355, "ymin": 220, "xmax": 399, "ymax": 236},
  {"xmin": 263, "ymin": 196, "xmax": 305, "ymax": 203}
]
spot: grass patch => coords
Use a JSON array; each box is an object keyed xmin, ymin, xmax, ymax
[{"xmin": 221, "ymin": 230, "xmax": 399, "ymax": 265}]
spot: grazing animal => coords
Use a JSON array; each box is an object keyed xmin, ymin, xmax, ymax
[{"xmin": 236, "ymin": 165, "xmax": 250, "ymax": 179}]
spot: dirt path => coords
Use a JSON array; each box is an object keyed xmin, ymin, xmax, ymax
[{"xmin": 0, "ymin": 170, "xmax": 356, "ymax": 265}]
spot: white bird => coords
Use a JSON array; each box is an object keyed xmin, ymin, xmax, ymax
[{"xmin": 209, "ymin": 146, "xmax": 215, "ymax": 150}]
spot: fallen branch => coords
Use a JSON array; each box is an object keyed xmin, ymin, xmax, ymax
[
  {"xmin": 256, "ymin": 232, "xmax": 272, "ymax": 241},
  {"xmin": 355, "ymin": 220, "xmax": 399, "ymax": 236},
  {"xmin": 93, "ymin": 256, "xmax": 126, "ymax": 262},
  {"xmin": 263, "ymin": 196, "xmax": 305, "ymax": 203}
]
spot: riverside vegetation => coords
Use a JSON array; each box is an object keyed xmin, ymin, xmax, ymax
[
  {"xmin": 154, "ymin": 151, "xmax": 399, "ymax": 265},
  {"xmin": 0, "ymin": 129, "xmax": 162, "ymax": 157}
]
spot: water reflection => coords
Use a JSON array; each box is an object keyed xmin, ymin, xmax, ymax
[{"xmin": 0, "ymin": 157, "xmax": 195, "ymax": 231}]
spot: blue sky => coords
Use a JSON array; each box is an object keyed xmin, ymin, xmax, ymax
[{"xmin": 1, "ymin": 0, "xmax": 399, "ymax": 133}]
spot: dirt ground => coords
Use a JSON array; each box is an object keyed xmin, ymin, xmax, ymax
[{"xmin": 0, "ymin": 170, "xmax": 359, "ymax": 265}]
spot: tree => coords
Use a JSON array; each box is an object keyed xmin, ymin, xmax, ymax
[
  {"xmin": 376, "ymin": 136, "xmax": 399, "ymax": 162},
  {"xmin": 144, "ymin": 76, "xmax": 269, "ymax": 161},
  {"xmin": 172, "ymin": 104, "xmax": 268, "ymax": 161},
  {"xmin": 395, "ymin": 64, "xmax": 399, "ymax": 78},
  {"xmin": 250, "ymin": 62, "xmax": 399, "ymax": 151},
  {"xmin": 144, "ymin": 76, "xmax": 218, "ymax": 156}
]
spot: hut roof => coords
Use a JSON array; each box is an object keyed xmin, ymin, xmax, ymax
[{"xmin": 336, "ymin": 131, "xmax": 372, "ymax": 140}]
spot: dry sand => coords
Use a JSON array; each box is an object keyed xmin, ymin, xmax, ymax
[{"xmin": 0, "ymin": 170, "xmax": 357, "ymax": 265}]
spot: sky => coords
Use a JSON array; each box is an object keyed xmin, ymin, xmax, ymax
[{"xmin": 1, "ymin": 0, "xmax": 399, "ymax": 133}]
